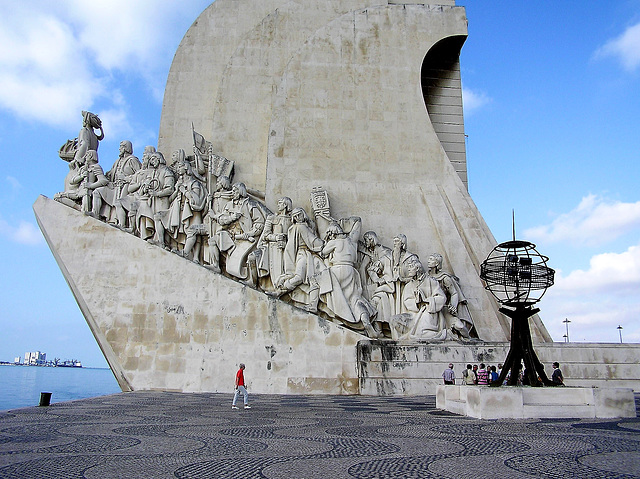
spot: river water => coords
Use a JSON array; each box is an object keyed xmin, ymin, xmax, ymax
[{"xmin": 0, "ymin": 365, "xmax": 121, "ymax": 411}]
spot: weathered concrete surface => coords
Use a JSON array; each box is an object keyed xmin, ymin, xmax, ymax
[
  {"xmin": 34, "ymin": 195, "xmax": 362, "ymax": 395},
  {"xmin": 159, "ymin": 0, "xmax": 552, "ymax": 343},
  {"xmin": 359, "ymin": 341, "xmax": 640, "ymax": 395},
  {"xmin": 436, "ymin": 385, "xmax": 637, "ymax": 419}
]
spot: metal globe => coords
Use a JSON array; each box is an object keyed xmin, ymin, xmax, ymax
[{"xmin": 480, "ymin": 240, "xmax": 555, "ymax": 307}]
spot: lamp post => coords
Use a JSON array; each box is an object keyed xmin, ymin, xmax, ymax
[
  {"xmin": 562, "ymin": 334, "xmax": 568, "ymax": 343},
  {"xmin": 617, "ymin": 325, "xmax": 623, "ymax": 343},
  {"xmin": 563, "ymin": 318, "xmax": 570, "ymax": 342}
]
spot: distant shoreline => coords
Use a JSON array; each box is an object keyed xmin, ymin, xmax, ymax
[{"xmin": 0, "ymin": 363, "xmax": 110, "ymax": 370}]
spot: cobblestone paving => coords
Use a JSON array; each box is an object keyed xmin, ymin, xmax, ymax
[{"xmin": 0, "ymin": 392, "xmax": 639, "ymax": 478}]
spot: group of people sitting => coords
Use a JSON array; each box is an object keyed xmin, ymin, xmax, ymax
[
  {"xmin": 54, "ymin": 112, "xmax": 478, "ymax": 341},
  {"xmin": 443, "ymin": 362, "xmax": 564, "ymax": 386}
]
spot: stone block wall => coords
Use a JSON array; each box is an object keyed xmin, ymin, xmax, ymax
[{"xmin": 358, "ymin": 340, "xmax": 640, "ymax": 395}]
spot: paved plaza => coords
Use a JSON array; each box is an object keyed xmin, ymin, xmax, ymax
[{"xmin": 1, "ymin": 391, "xmax": 639, "ymax": 478}]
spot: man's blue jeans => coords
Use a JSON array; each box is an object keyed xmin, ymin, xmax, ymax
[{"xmin": 232, "ymin": 386, "xmax": 248, "ymax": 406}]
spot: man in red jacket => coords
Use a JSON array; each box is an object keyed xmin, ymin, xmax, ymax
[{"xmin": 232, "ymin": 363, "xmax": 251, "ymax": 409}]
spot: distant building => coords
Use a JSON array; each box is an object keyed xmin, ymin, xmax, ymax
[
  {"xmin": 14, "ymin": 357, "xmax": 21, "ymax": 364},
  {"xmin": 25, "ymin": 351, "xmax": 46, "ymax": 366}
]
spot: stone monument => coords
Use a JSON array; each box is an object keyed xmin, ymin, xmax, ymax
[{"xmin": 36, "ymin": 0, "xmax": 640, "ymax": 396}]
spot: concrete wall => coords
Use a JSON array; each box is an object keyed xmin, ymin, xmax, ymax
[
  {"xmin": 358, "ymin": 340, "xmax": 640, "ymax": 395},
  {"xmin": 34, "ymin": 196, "xmax": 362, "ymax": 395}
]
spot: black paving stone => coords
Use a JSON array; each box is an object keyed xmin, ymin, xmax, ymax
[{"xmin": 0, "ymin": 391, "xmax": 638, "ymax": 478}]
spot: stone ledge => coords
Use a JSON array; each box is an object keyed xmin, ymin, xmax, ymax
[
  {"xmin": 358, "ymin": 341, "xmax": 640, "ymax": 395},
  {"xmin": 436, "ymin": 385, "xmax": 636, "ymax": 419}
]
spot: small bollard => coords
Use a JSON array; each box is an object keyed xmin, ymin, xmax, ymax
[{"xmin": 39, "ymin": 392, "xmax": 52, "ymax": 407}]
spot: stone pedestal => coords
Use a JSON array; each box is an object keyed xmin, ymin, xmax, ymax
[{"xmin": 436, "ymin": 385, "xmax": 636, "ymax": 419}]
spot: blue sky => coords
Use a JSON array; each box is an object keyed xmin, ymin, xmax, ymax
[{"xmin": 1, "ymin": 1, "xmax": 639, "ymax": 367}]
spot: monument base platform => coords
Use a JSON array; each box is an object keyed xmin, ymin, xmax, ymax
[
  {"xmin": 436, "ymin": 385, "xmax": 636, "ymax": 419},
  {"xmin": 358, "ymin": 340, "xmax": 640, "ymax": 395}
]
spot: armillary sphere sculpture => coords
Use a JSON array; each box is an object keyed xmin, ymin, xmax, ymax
[{"xmin": 480, "ymin": 239, "xmax": 555, "ymax": 386}]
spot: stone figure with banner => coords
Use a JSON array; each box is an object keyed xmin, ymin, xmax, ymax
[{"xmin": 192, "ymin": 124, "xmax": 234, "ymax": 196}]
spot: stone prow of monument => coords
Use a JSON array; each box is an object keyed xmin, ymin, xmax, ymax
[{"xmin": 48, "ymin": 0, "xmax": 640, "ymax": 397}]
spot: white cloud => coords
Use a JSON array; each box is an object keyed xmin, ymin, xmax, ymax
[
  {"xmin": 98, "ymin": 108, "xmax": 133, "ymax": 145},
  {"xmin": 552, "ymin": 244, "xmax": 640, "ymax": 297},
  {"xmin": 0, "ymin": 218, "xmax": 44, "ymax": 246},
  {"xmin": 14, "ymin": 222, "xmax": 45, "ymax": 246},
  {"xmin": 525, "ymin": 195, "xmax": 640, "ymax": 246},
  {"xmin": 536, "ymin": 237, "xmax": 640, "ymax": 342},
  {"xmin": 462, "ymin": 86, "xmax": 491, "ymax": 116},
  {"xmin": 0, "ymin": 6, "xmax": 104, "ymax": 127},
  {"xmin": 594, "ymin": 21, "xmax": 640, "ymax": 71},
  {"xmin": 0, "ymin": 1, "xmax": 210, "ymax": 129},
  {"xmin": 542, "ymin": 292, "xmax": 640, "ymax": 343}
]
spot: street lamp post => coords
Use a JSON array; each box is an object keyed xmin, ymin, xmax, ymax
[
  {"xmin": 563, "ymin": 318, "xmax": 570, "ymax": 343},
  {"xmin": 617, "ymin": 325, "xmax": 623, "ymax": 343}
]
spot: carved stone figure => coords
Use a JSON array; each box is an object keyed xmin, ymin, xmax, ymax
[
  {"xmin": 203, "ymin": 175, "xmax": 234, "ymax": 272},
  {"xmin": 115, "ymin": 146, "xmax": 157, "ymax": 233},
  {"xmin": 54, "ymin": 161, "xmax": 83, "ymax": 210},
  {"xmin": 319, "ymin": 218, "xmax": 380, "ymax": 338},
  {"xmin": 393, "ymin": 257, "xmax": 447, "ymax": 340},
  {"xmin": 192, "ymin": 126, "xmax": 234, "ymax": 197},
  {"xmin": 427, "ymin": 253, "xmax": 476, "ymax": 339},
  {"xmin": 209, "ymin": 182, "xmax": 265, "ymax": 278},
  {"xmin": 55, "ymin": 111, "xmax": 105, "ymax": 210},
  {"xmin": 251, "ymin": 196, "xmax": 293, "ymax": 291},
  {"xmin": 392, "ymin": 234, "xmax": 419, "ymax": 282},
  {"xmin": 73, "ymin": 111, "xmax": 104, "ymax": 166},
  {"xmin": 73, "ymin": 150, "xmax": 108, "ymax": 215},
  {"xmin": 91, "ymin": 140, "xmax": 141, "ymax": 222},
  {"xmin": 359, "ymin": 231, "xmax": 396, "ymax": 325},
  {"xmin": 277, "ymin": 207, "xmax": 325, "ymax": 312},
  {"xmin": 127, "ymin": 152, "xmax": 175, "ymax": 241},
  {"xmin": 155, "ymin": 157, "xmax": 207, "ymax": 253}
]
